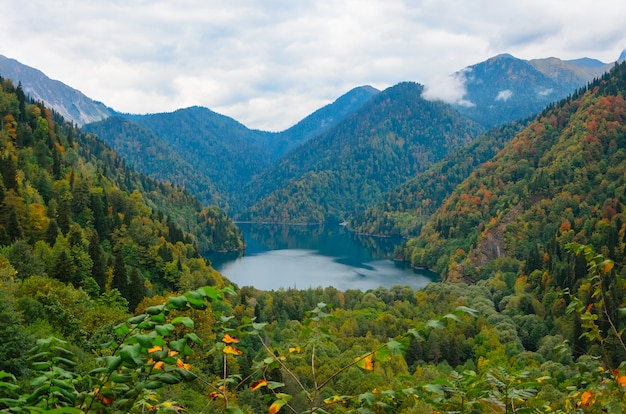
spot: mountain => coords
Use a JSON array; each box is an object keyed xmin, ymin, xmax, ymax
[
  {"xmin": 260, "ymin": 85, "xmax": 380, "ymax": 160},
  {"xmin": 86, "ymin": 106, "xmax": 269, "ymax": 212},
  {"xmin": 81, "ymin": 115, "xmax": 222, "ymax": 206},
  {"xmin": 404, "ymin": 61, "xmax": 626, "ymax": 282},
  {"xmin": 241, "ymin": 82, "xmax": 485, "ymax": 223},
  {"xmin": 0, "ymin": 55, "xmax": 115, "ymax": 125},
  {"xmin": 86, "ymin": 87, "xmax": 378, "ymax": 212},
  {"xmin": 0, "ymin": 74, "xmax": 243, "ymax": 310},
  {"xmin": 349, "ymin": 119, "xmax": 530, "ymax": 237},
  {"xmin": 446, "ymin": 53, "xmax": 615, "ymax": 128}
]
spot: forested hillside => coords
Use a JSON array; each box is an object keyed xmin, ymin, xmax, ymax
[
  {"xmin": 0, "ymin": 76, "xmax": 242, "ymax": 305},
  {"xmin": 349, "ymin": 120, "xmax": 529, "ymax": 237},
  {"xmin": 243, "ymin": 82, "xmax": 485, "ymax": 223},
  {"xmin": 405, "ymin": 61, "xmax": 626, "ymax": 282},
  {"xmin": 82, "ymin": 116, "xmax": 222, "ymax": 207}
]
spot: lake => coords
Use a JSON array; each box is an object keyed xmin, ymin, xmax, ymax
[{"xmin": 207, "ymin": 223, "xmax": 438, "ymax": 291}]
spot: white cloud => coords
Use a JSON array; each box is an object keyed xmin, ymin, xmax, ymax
[
  {"xmin": 537, "ymin": 87, "xmax": 554, "ymax": 96},
  {"xmin": 495, "ymin": 89, "xmax": 514, "ymax": 102},
  {"xmin": 422, "ymin": 70, "xmax": 475, "ymax": 107},
  {"xmin": 1, "ymin": 0, "xmax": 626, "ymax": 130}
]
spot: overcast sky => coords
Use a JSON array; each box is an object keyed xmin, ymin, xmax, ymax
[{"xmin": 2, "ymin": 0, "xmax": 625, "ymax": 131}]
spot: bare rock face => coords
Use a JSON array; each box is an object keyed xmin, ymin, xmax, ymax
[{"xmin": 0, "ymin": 55, "xmax": 115, "ymax": 126}]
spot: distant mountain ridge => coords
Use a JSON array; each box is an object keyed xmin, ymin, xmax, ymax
[
  {"xmin": 445, "ymin": 52, "xmax": 620, "ymax": 128},
  {"xmin": 84, "ymin": 87, "xmax": 379, "ymax": 212},
  {"xmin": 0, "ymin": 55, "xmax": 115, "ymax": 125}
]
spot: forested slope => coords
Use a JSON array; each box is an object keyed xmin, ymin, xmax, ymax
[
  {"xmin": 0, "ymin": 76, "xmax": 242, "ymax": 308},
  {"xmin": 405, "ymin": 62, "xmax": 626, "ymax": 282},
  {"xmin": 349, "ymin": 120, "xmax": 529, "ymax": 237},
  {"xmin": 243, "ymin": 82, "xmax": 485, "ymax": 223}
]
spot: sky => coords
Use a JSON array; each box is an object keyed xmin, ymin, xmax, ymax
[{"xmin": 2, "ymin": 0, "xmax": 626, "ymax": 131}]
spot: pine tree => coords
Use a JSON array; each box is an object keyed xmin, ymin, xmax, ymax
[
  {"xmin": 112, "ymin": 253, "xmax": 129, "ymax": 305},
  {"xmin": 88, "ymin": 231, "xmax": 106, "ymax": 293},
  {"xmin": 127, "ymin": 267, "xmax": 145, "ymax": 311}
]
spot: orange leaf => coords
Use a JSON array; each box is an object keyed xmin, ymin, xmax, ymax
[
  {"xmin": 223, "ymin": 345, "xmax": 243, "ymax": 356},
  {"xmin": 153, "ymin": 361, "xmax": 164, "ymax": 370},
  {"xmin": 148, "ymin": 345, "xmax": 162, "ymax": 353},
  {"xmin": 251, "ymin": 379, "xmax": 268, "ymax": 391},
  {"xmin": 617, "ymin": 376, "xmax": 626, "ymax": 387},
  {"xmin": 209, "ymin": 391, "xmax": 225, "ymax": 400},
  {"xmin": 603, "ymin": 260, "xmax": 614, "ymax": 274},
  {"xmin": 222, "ymin": 333, "xmax": 240, "ymax": 344},
  {"xmin": 269, "ymin": 400, "xmax": 287, "ymax": 414},
  {"xmin": 176, "ymin": 358, "xmax": 191, "ymax": 370},
  {"xmin": 581, "ymin": 390, "xmax": 593, "ymax": 407}
]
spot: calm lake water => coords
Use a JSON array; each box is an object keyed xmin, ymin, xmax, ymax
[{"xmin": 207, "ymin": 224, "xmax": 438, "ymax": 291}]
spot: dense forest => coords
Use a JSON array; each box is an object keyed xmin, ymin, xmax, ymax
[
  {"xmin": 2, "ymin": 63, "xmax": 626, "ymax": 413},
  {"xmin": 243, "ymin": 82, "xmax": 485, "ymax": 223},
  {"xmin": 84, "ymin": 86, "xmax": 378, "ymax": 214},
  {"xmin": 349, "ymin": 120, "xmax": 529, "ymax": 237}
]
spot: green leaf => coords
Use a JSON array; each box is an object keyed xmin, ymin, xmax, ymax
[
  {"xmin": 423, "ymin": 383, "xmax": 444, "ymax": 395},
  {"xmin": 169, "ymin": 338, "xmax": 188, "ymax": 353},
  {"xmin": 185, "ymin": 332, "xmax": 203, "ymax": 344},
  {"xmin": 225, "ymin": 408, "xmax": 244, "ymax": 414},
  {"xmin": 176, "ymin": 368, "xmax": 198, "ymax": 381},
  {"xmin": 155, "ymin": 324, "xmax": 176, "ymax": 337},
  {"xmin": 146, "ymin": 305, "xmax": 165, "ymax": 315},
  {"xmin": 358, "ymin": 392, "xmax": 376, "ymax": 404},
  {"xmin": 386, "ymin": 339, "xmax": 407, "ymax": 356},
  {"xmin": 201, "ymin": 285, "xmax": 220, "ymax": 300},
  {"xmin": 144, "ymin": 380, "xmax": 163, "ymax": 389},
  {"xmin": 118, "ymin": 344, "xmax": 142, "ymax": 363},
  {"xmin": 104, "ymin": 356, "xmax": 123, "ymax": 373},
  {"xmin": 150, "ymin": 312, "xmax": 166, "ymax": 323},
  {"xmin": 51, "ymin": 356, "xmax": 77, "ymax": 368},
  {"xmin": 454, "ymin": 305, "xmax": 478, "ymax": 318},
  {"xmin": 375, "ymin": 347, "xmax": 392, "ymax": 362},
  {"xmin": 135, "ymin": 332, "xmax": 157, "ymax": 348},
  {"xmin": 267, "ymin": 381, "xmax": 285, "ymax": 390},
  {"xmin": 127, "ymin": 314, "xmax": 147, "ymax": 325},
  {"xmin": 172, "ymin": 316, "xmax": 194, "ymax": 328},
  {"xmin": 156, "ymin": 373, "xmax": 180, "ymax": 385},
  {"xmin": 167, "ymin": 295, "xmax": 189, "ymax": 310},
  {"xmin": 252, "ymin": 322, "xmax": 267, "ymax": 331},
  {"xmin": 110, "ymin": 373, "xmax": 133, "ymax": 383},
  {"xmin": 114, "ymin": 322, "xmax": 130, "ymax": 336},
  {"xmin": 31, "ymin": 361, "xmax": 51, "ymax": 371},
  {"xmin": 425, "ymin": 319, "xmax": 444, "ymax": 330}
]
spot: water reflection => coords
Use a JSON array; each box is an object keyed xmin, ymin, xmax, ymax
[{"xmin": 207, "ymin": 224, "xmax": 438, "ymax": 291}]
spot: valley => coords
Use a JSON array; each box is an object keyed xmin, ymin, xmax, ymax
[{"xmin": 2, "ymin": 52, "xmax": 626, "ymax": 413}]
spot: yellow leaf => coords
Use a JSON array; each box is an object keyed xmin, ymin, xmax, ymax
[
  {"xmin": 153, "ymin": 361, "xmax": 164, "ymax": 370},
  {"xmin": 223, "ymin": 345, "xmax": 243, "ymax": 356},
  {"xmin": 148, "ymin": 345, "xmax": 162, "ymax": 353},
  {"xmin": 251, "ymin": 379, "xmax": 268, "ymax": 391},
  {"xmin": 356, "ymin": 354, "xmax": 374, "ymax": 371},
  {"xmin": 289, "ymin": 346, "xmax": 301, "ymax": 353},
  {"xmin": 223, "ymin": 333, "xmax": 240, "ymax": 344}
]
